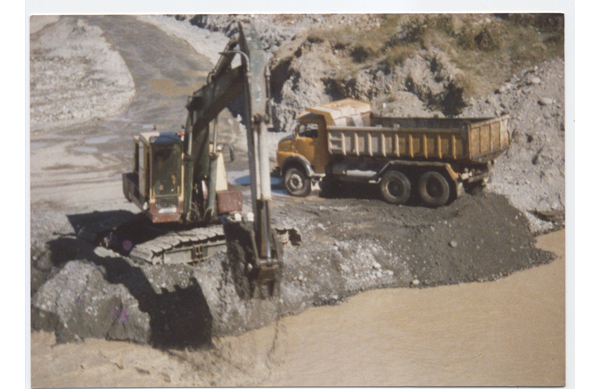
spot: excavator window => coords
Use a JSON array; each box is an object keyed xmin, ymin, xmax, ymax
[{"xmin": 152, "ymin": 144, "xmax": 182, "ymax": 197}]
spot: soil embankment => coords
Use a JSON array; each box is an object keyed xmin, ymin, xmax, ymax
[{"xmin": 31, "ymin": 229, "xmax": 565, "ymax": 387}]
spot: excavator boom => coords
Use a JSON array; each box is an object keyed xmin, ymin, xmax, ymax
[{"xmin": 182, "ymin": 21, "xmax": 276, "ymax": 264}]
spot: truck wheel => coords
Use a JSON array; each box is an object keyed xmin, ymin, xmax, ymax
[
  {"xmin": 380, "ymin": 170, "xmax": 411, "ymax": 205},
  {"xmin": 417, "ymin": 171, "xmax": 450, "ymax": 207},
  {"xmin": 284, "ymin": 167, "xmax": 311, "ymax": 197}
]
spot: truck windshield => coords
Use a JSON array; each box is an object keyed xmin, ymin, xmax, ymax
[
  {"xmin": 297, "ymin": 123, "xmax": 319, "ymax": 139},
  {"xmin": 152, "ymin": 144, "xmax": 182, "ymax": 197}
]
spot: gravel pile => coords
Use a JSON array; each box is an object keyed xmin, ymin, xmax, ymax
[
  {"xmin": 462, "ymin": 58, "xmax": 565, "ymax": 233},
  {"xmin": 31, "ymin": 191, "xmax": 554, "ymax": 347},
  {"xmin": 30, "ymin": 17, "xmax": 135, "ymax": 134}
]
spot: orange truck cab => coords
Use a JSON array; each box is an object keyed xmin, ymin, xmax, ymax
[{"xmin": 276, "ymin": 99, "xmax": 372, "ymax": 197}]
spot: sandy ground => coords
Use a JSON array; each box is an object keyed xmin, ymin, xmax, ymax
[{"xmin": 30, "ymin": 229, "xmax": 564, "ymax": 387}]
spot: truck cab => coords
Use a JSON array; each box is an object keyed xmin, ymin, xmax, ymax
[
  {"xmin": 276, "ymin": 99, "xmax": 372, "ymax": 197},
  {"xmin": 277, "ymin": 113, "xmax": 329, "ymax": 175}
]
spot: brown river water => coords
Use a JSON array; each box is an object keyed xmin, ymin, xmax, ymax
[
  {"xmin": 221, "ymin": 229, "xmax": 565, "ymax": 387},
  {"xmin": 30, "ymin": 230, "xmax": 565, "ymax": 387}
]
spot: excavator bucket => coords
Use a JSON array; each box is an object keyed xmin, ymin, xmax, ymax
[{"xmin": 223, "ymin": 221, "xmax": 284, "ymax": 299}]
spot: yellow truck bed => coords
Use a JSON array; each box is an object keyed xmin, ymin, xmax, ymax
[{"xmin": 327, "ymin": 115, "xmax": 510, "ymax": 164}]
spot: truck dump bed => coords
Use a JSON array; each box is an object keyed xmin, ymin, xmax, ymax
[
  {"xmin": 306, "ymin": 98, "xmax": 510, "ymax": 164},
  {"xmin": 327, "ymin": 115, "xmax": 510, "ymax": 164}
]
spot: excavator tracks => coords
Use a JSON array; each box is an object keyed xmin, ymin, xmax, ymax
[
  {"xmin": 75, "ymin": 212, "xmax": 301, "ymax": 266},
  {"xmin": 128, "ymin": 224, "xmax": 226, "ymax": 265},
  {"xmin": 75, "ymin": 212, "xmax": 226, "ymax": 265}
]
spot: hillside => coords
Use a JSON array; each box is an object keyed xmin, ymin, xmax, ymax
[{"xmin": 164, "ymin": 13, "xmax": 565, "ymax": 231}]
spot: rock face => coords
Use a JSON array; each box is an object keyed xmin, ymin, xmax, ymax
[
  {"xmin": 269, "ymin": 46, "xmax": 465, "ymax": 132},
  {"xmin": 31, "ymin": 246, "xmax": 214, "ymax": 348},
  {"xmin": 32, "ymin": 260, "xmax": 152, "ymax": 344}
]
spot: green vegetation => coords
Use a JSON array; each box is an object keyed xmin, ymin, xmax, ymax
[{"xmin": 305, "ymin": 14, "xmax": 564, "ymax": 97}]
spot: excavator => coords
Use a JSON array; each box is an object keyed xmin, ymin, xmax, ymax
[{"xmin": 79, "ymin": 21, "xmax": 293, "ymax": 297}]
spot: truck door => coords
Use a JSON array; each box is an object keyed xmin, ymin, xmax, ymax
[{"xmin": 295, "ymin": 118, "xmax": 328, "ymax": 174}]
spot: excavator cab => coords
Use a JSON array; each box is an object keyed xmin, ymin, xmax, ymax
[
  {"xmin": 123, "ymin": 131, "xmax": 185, "ymax": 223},
  {"xmin": 123, "ymin": 130, "xmax": 242, "ymax": 225}
]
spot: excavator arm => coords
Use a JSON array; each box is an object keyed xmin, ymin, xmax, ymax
[
  {"xmin": 182, "ymin": 21, "xmax": 281, "ymax": 296},
  {"xmin": 182, "ymin": 65, "xmax": 245, "ymax": 220}
]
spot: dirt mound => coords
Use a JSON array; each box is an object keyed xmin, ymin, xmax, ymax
[{"xmin": 462, "ymin": 58, "xmax": 565, "ymax": 232}]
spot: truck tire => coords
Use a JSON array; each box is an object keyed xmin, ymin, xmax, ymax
[
  {"xmin": 284, "ymin": 167, "xmax": 311, "ymax": 197},
  {"xmin": 380, "ymin": 170, "xmax": 411, "ymax": 205},
  {"xmin": 417, "ymin": 171, "xmax": 450, "ymax": 207}
]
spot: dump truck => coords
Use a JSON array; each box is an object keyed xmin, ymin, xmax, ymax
[
  {"xmin": 277, "ymin": 98, "xmax": 510, "ymax": 207},
  {"xmin": 79, "ymin": 22, "xmax": 293, "ymax": 297}
]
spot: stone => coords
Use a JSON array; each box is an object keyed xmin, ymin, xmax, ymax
[
  {"xmin": 539, "ymin": 97, "xmax": 553, "ymax": 106},
  {"xmin": 449, "ymin": 240, "xmax": 458, "ymax": 248},
  {"xmin": 529, "ymin": 77, "xmax": 541, "ymax": 85}
]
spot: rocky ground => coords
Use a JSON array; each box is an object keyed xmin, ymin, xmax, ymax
[
  {"xmin": 29, "ymin": 14, "xmax": 564, "ymax": 351},
  {"xmin": 463, "ymin": 58, "xmax": 565, "ymax": 232},
  {"xmin": 30, "ymin": 17, "xmax": 135, "ymax": 134}
]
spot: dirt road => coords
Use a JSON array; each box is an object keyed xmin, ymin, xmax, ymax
[{"xmin": 30, "ymin": 15, "xmax": 216, "ymax": 249}]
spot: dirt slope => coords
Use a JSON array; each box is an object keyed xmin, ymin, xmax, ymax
[{"xmin": 30, "ymin": 16, "xmax": 135, "ymax": 134}]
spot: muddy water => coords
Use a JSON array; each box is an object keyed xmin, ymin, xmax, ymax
[{"xmin": 221, "ymin": 230, "xmax": 565, "ymax": 387}]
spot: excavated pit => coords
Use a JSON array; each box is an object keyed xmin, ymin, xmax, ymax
[{"xmin": 31, "ymin": 188, "xmax": 555, "ymax": 347}]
